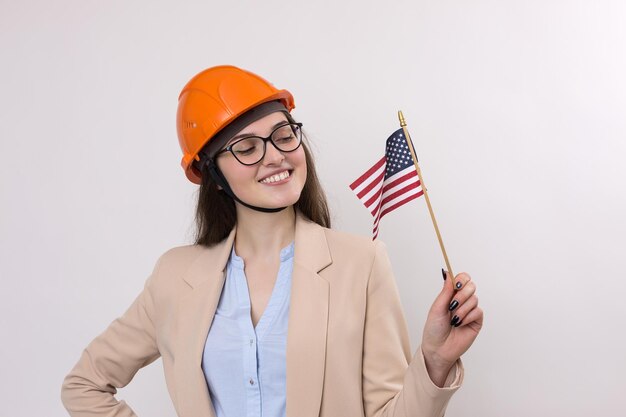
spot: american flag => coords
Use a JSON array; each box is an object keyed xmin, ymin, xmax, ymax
[{"xmin": 350, "ymin": 128, "xmax": 424, "ymax": 239}]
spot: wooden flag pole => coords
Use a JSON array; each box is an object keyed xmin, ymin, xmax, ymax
[{"xmin": 398, "ymin": 110, "xmax": 455, "ymax": 281}]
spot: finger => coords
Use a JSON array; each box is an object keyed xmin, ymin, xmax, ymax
[
  {"xmin": 430, "ymin": 269, "xmax": 456, "ymax": 314},
  {"xmin": 447, "ymin": 281, "xmax": 476, "ymax": 313},
  {"xmin": 452, "ymin": 272, "xmax": 472, "ymax": 292},
  {"xmin": 453, "ymin": 306, "xmax": 484, "ymax": 330},
  {"xmin": 449, "ymin": 294, "xmax": 478, "ymax": 326}
]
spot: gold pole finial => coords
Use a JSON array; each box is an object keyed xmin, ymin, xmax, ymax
[{"xmin": 398, "ymin": 110, "xmax": 407, "ymax": 127}]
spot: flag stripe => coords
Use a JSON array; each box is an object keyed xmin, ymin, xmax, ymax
[
  {"xmin": 370, "ymin": 167, "xmax": 419, "ymax": 218},
  {"xmin": 379, "ymin": 175, "xmax": 420, "ymax": 208},
  {"xmin": 372, "ymin": 187, "xmax": 423, "ymax": 231},
  {"xmin": 353, "ymin": 167, "xmax": 386, "ymax": 204},
  {"xmin": 381, "ymin": 170, "xmax": 418, "ymax": 193},
  {"xmin": 379, "ymin": 191, "xmax": 423, "ymax": 219},
  {"xmin": 364, "ymin": 181, "xmax": 385, "ymax": 211},
  {"xmin": 349, "ymin": 156, "xmax": 386, "ymax": 191},
  {"xmin": 359, "ymin": 169, "xmax": 386, "ymax": 201},
  {"xmin": 380, "ymin": 181, "xmax": 421, "ymax": 208}
]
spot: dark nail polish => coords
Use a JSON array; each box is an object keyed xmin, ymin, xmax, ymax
[
  {"xmin": 441, "ymin": 268, "xmax": 447, "ymax": 280},
  {"xmin": 448, "ymin": 300, "xmax": 459, "ymax": 311},
  {"xmin": 455, "ymin": 281, "xmax": 462, "ymax": 290},
  {"xmin": 453, "ymin": 320, "xmax": 463, "ymax": 328},
  {"xmin": 450, "ymin": 315, "xmax": 460, "ymax": 326}
]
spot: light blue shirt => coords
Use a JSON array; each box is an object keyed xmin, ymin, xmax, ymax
[{"xmin": 202, "ymin": 242, "xmax": 294, "ymax": 417}]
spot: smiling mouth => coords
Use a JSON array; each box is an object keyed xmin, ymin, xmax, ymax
[{"xmin": 259, "ymin": 170, "xmax": 291, "ymax": 184}]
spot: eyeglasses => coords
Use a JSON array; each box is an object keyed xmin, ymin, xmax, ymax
[{"xmin": 215, "ymin": 122, "xmax": 303, "ymax": 166}]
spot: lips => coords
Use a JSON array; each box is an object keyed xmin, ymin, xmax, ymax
[{"xmin": 259, "ymin": 170, "xmax": 291, "ymax": 184}]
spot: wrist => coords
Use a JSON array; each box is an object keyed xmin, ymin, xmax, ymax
[{"xmin": 422, "ymin": 348, "xmax": 455, "ymax": 388}]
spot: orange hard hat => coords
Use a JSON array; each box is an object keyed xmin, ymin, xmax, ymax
[{"xmin": 176, "ymin": 65, "xmax": 295, "ymax": 184}]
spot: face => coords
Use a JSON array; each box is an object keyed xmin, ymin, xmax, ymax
[{"xmin": 215, "ymin": 111, "xmax": 307, "ymax": 210}]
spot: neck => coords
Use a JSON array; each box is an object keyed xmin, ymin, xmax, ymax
[{"xmin": 234, "ymin": 205, "xmax": 296, "ymax": 259}]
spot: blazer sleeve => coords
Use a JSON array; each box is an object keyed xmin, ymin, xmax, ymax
[
  {"xmin": 362, "ymin": 241, "xmax": 463, "ymax": 417},
  {"xmin": 61, "ymin": 260, "xmax": 162, "ymax": 417}
]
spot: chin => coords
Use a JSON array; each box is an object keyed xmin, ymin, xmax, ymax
[
  {"xmin": 257, "ymin": 182, "xmax": 305, "ymax": 208},
  {"xmin": 266, "ymin": 193, "xmax": 302, "ymax": 209}
]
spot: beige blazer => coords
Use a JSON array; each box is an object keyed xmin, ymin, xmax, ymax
[{"xmin": 62, "ymin": 213, "xmax": 463, "ymax": 417}]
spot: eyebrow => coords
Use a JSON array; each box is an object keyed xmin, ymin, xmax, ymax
[{"xmin": 226, "ymin": 121, "xmax": 289, "ymax": 144}]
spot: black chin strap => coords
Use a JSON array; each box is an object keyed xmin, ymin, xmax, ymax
[{"xmin": 204, "ymin": 158, "xmax": 288, "ymax": 213}]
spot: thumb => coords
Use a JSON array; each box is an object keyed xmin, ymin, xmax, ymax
[{"xmin": 430, "ymin": 269, "xmax": 456, "ymax": 315}]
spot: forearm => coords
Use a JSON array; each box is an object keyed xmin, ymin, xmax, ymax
[
  {"xmin": 423, "ymin": 350, "xmax": 456, "ymax": 388},
  {"xmin": 61, "ymin": 350, "xmax": 139, "ymax": 417},
  {"xmin": 377, "ymin": 346, "xmax": 463, "ymax": 417},
  {"xmin": 61, "ymin": 280, "xmax": 160, "ymax": 416}
]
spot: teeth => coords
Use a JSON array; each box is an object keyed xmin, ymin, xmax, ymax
[{"xmin": 260, "ymin": 170, "xmax": 290, "ymax": 184}]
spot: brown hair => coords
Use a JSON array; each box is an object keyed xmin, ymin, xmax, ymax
[{"xmin": 194, "ymin": 136, "xmax": 331, "ymax": 246}]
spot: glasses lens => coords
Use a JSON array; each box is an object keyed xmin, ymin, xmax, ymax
[
  {"xmin": 230, "ymin": 137, "xmax": 265, "ymax": 165},
  {"xmin": 271, "ymin": 124, "xmax": 302, "ymax": 152}
]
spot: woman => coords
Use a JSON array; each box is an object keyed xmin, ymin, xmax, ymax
[{"xmin": 61, "ymin": 65, "xmax": 483, "ymax": 417}]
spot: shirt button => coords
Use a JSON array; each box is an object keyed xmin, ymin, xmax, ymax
[{"xmin": 249, "ymin": 378, "xmax": 255, "ymax": 385}]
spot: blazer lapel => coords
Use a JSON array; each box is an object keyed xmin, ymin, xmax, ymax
[
  {"xmin": 174, "ymin": 228, "xmax": 236, "ymax": 417},
  {"xmin": 286, "ymin": 213, "xmax": 332, "ymax": 417}
]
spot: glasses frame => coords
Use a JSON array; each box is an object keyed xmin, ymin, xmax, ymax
[{"xmin": 215, "ymin": 122, "xmax": 304, "ymax": 166}]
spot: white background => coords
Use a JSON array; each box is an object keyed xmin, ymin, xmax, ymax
[{"xmin": 1, "ymin": 0, "xmax": 625, "ymax": 416}]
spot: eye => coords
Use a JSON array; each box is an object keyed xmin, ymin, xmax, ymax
[
  {"xmin": 235, "ymin": 147, "xmax": 255, "ymax": 155},
  {"xmin": 232, "ymin": 138, "xmax": 261, "ymax": 155},
  {"xmin": 274, "ymin": 134, "xmax": 295, "ymax": 144},
  {"xmin": 273, "ymin": 125, "xmax": 297, "ymax": 144}
]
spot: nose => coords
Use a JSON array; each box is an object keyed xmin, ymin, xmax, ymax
[{"xmin": 262, "ymin": 140, "xmax": 285, "ymax": 165}]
